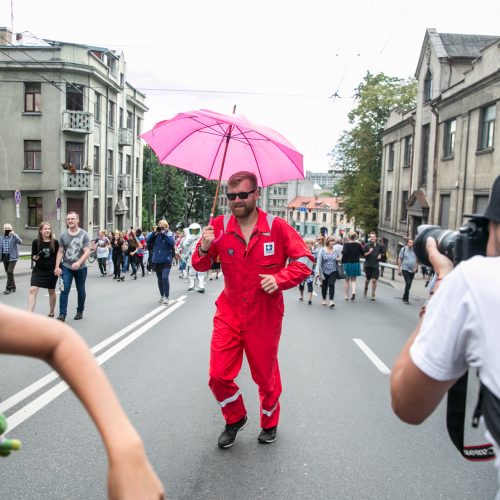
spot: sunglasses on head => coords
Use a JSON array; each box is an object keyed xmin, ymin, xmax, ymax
[{"xmin": 226, "ymin": 189, "xmax": 256, "ymax": 201}]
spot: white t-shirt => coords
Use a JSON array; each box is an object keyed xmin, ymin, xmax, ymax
[{"xmin": 410, "ymin": 255, "xmax": 500, "ymax": 496}]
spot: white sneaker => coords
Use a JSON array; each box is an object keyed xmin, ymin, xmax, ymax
[
  {"xmin": 158, "ymin": 297, "xmax": 164, "ymax": 303},
  {"xmin": 163, "ymin": 297, "xmax": 169, "ymax": 305}
]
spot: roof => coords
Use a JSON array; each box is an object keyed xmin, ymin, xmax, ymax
[
  {"xmin": 288, "ymin": 196, "xmax": 340, "ymax": 210},
  {"xmin": 438, "ymin": 33, "xmax": 499, "ymax": 59}
]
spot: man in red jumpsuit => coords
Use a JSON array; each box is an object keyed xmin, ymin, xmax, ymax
[{"xmin": 192, "ymin": 171, "xmax": 313, "ymax": 448}]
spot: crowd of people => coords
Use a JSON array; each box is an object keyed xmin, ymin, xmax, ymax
[{"xmin": 295, "ymin": 230, "xmax": 431, "ymax": 307}]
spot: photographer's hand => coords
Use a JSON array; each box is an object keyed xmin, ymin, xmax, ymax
[{"xmin": 426, "ymin": 238, "xmax": 454, "ymax": 279}]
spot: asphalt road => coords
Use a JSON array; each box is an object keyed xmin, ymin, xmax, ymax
[{"xmin": 0, "ymin": 264, "xmax": 497, "ymax": 499}]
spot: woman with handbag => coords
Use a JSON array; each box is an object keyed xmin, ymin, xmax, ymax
[
  {"xmin": 316, "ymin": 236, "xmax": 341, "ymax": 309},
  {"xmin": 28, "ymin": 222, "xmax": 59, "ymax": 316}
]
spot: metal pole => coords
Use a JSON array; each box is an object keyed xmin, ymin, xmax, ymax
[
  {"xmin": 153, "ymin": 193, "xmax": 157, "ymax": 225},
  {"xmin": 147, "ymin": 147, "xmax": 152, "ymax": 229},
  {"xmin": 184, "ymin": 176, "xmax": 188, "ymax": 227}
]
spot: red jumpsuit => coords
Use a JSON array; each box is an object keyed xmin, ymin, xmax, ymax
[{"xmin": 192, "ymin": 209, "xmax": 313, "ymax": 428}]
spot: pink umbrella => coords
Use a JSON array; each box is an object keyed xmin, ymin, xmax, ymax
[{"xmin": 140, "ymin": 108, "xmax": 304, "ymax": 218}]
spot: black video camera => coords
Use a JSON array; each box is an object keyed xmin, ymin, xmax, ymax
[{"xmin": 414, "ymin": 216, "xmax": 489, "ymax": 267}]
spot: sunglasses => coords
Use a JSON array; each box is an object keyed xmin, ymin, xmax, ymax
[
  {"xmin": 226, "ymin": 189, "xmax": 256, "ymax": 201},
  {"xmin": 189, "ymin": 228, "xmax": 200, "ymax": 234}
]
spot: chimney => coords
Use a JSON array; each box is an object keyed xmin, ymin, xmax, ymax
[{"xmin": 0, "ymin": 27, "xmax": 13, "ymax": 46}]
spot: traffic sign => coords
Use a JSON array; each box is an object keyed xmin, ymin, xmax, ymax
[
  {"xmin": 14, "ymin": 189, "xmax": 21, "ymax": 204},
  {"xmin": 56, "ymin": 197, "xmax": 62, "ymax": 209}
]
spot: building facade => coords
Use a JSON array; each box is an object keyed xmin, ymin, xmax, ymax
[
  {"xmin": 379, "ymin": 29, "xmax": 500, "ymax": 260},
  {"xmin": 0, "ymin": 28, "xmax": 147, "ymax": 241}
]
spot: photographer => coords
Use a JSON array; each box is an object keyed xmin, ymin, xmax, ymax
[
  {"xmin": 391, "ymin": 175, "xmax": 500, "ymax": 496},
  {"xmin": 146, "ymin": 220, "xmax": 175, "ymax": 305}
]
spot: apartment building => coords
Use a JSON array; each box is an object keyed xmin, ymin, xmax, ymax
[
  {"xmin": 0, "ymin": 28, "xmax": 147, "ymax": 241},
  {"xmin": 379, "ymin": 28, "xmax": 500, "ymax": 260}
]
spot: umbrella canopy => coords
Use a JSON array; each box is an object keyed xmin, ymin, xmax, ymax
[{"xmin": 140, "ymin": 109, "xmax": 304, "ymax": 187}]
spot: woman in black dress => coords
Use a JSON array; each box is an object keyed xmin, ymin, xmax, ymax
[{"xmin": 28, "ymin": 221, "xmax": 59, "ymax": 316}]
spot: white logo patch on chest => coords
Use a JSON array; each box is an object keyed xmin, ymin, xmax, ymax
[{"xmin": 263, "ymin": 242, "xmax": 275, "ymax": 256}]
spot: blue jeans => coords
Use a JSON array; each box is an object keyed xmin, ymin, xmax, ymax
[
  {"xmin": 122, "ymin": 254, "xmax": 129, "ymax": 273},
  {"xmin": 156, "ymin": 266, "xmax": 171, "ymax": 298},
  {"xmin": 59, "ymin": 266, "xmax": 87, "ymax": 316}
]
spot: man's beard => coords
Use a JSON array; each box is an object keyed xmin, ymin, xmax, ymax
[{"xmin": 231, "ymin": 202, "xmax": 255, "ymax": 219}]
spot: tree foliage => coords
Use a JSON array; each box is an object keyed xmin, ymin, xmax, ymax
[
  {"xmin": 332, "ymin": 72, "xmax": 416, "ymax": 232},
  {"xmin": 142, "ymin": 146, "xmax": 220, "ymax": 230}
]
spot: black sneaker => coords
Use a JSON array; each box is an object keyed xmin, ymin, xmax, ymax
[
  {"xmin": 258, "ymin": 426, "xmax": 278, "ymax": 444},
  {"xmin": 74, "ymin": 311, "xmax": 83, "ymax": 320},
  {"xmin": 57, "ymin": 314, "xmax": 66, "ymax": 322},
  {"xmin": 217, "ymin": 415, "xmax": 247, "ymax": 449}
]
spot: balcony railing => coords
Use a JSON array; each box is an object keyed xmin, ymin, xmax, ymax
[
  {"xmin": 118, "ymin": 128, "xmax": 133, "ymax": 146},
  {"xmin": 62, "ymin": 110, "xmax": 93, "ymax": 134},
  {"xmin": 118, "ymin": 174, "xmax": 132, "ymax": 191},
  {"xmin": 63, "ymin": 171, "xmax": 92, "ymax": 191}
]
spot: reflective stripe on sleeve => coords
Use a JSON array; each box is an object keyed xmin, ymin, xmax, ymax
[
  {"xmin": 262, "ymin": 402, "xmax": 278, "ymax": 417},
  {"xmin": 290, "ymin": 256, "xmax": 311, "ymax": 266},
  {"xmin": 218, "ymin": 390, "xmax": 241, "ymax": 408}
]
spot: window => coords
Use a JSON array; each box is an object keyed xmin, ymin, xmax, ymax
[
  {"xmin": 443, "ymin": 119, "xmax": 456, "ymax": 157},
  {"xmin": 423, "ymin": 69, "xmax": 432, "ymax": 102},
  {"xmin": 107, "ymin": 150, "xmax": 114, "ymax": 176},
  {"xmin": 322, "ymin": 213, "xmax": 327, "ymax": 222},
  {"xmin": 93, "ymin": 146, "xmax": 100, "ymax": 175},
  {"xmin": 66, "ymin": 84, "xmax": 84, "ymax": 111},
  {"xmin": 94, "ymin": 93, "xmax": 101, "ymax": 123},
  {"xmin": 125, "ymin": 197, "xmax": 131, "ymax": 218},
  {"xmin": 127, "ymin": 111, "xmax": 133, "ymax": 130},
  {"xmin": 479, "ymin": 104, "xmax": 495, "ymax": 151},
  {"xmin": 401, "ymin": 190, "xmax": 409, "ymax": 221},
  {"xmin": 119, "ymin": 152, "xmax": 124, "ymax": 174},
  {"xmin": 136, "ymin": 117, "xmax": 142, "ymax": 136},
  {"xmin": 24, "ymin": 140, "xmax": 41, "ymax": 170},
  {"xmin": 439, "ymin": 194, "xmax": 451, "ymax": 228},
  {"xmin": 65, "ymin": 142, "xmax": 84, "ymax": 169},
  {"xmin": 420, "ymin": 124, "xmax": 430, "ymax": 184},
  {"xmin": 135, "ymin": 196, "xmax": 139, "ymax": 218},
  {"xmin": 119, "ymin": 107, "xmax": 124, "ymax": 129},
  {"xmin": 312, "ymin": 212, "xmax": 317, "ymax": 221},
  {"xmin": 93, "ymin": 198, "xmax": 100, "ymax": 226},
  {"xmin": 106, "ymin": 197, "xmax": 113, "ymax": 223},
  {"xmin": 126, "ymin": 155, "xmax": 132, "ymax": 175},
  {"xmin": 27, "ymin": 196, "xmax": 43, "ymax": 227},
  {"xmin": 24, "ymin": 82, "xmax": 41, "ymax": 112},
  {"xmin": 108, "ymin": 101, "xmax": 116, "ymax": 128},
  {"xmin": 135, "ymin": 157, "xmax": 139, "ymax": 179},
  {"xmin": 385, "ymin": 191, "xmax": 392, "ymax": 220},
  {"xmin": 473, "ymin": 195, "xmax": 489, "ymax": 214},
  {"xmin": 388, "ymin": 143, "xmax": 395, "ymax": 170},
  {"xmin": 403, "ymin": 135, "xmax": 413, "ymax": 167}
]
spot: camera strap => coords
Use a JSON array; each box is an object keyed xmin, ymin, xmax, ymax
[{"xmin": 446, "ymin": 371, "xmax": 495, "ymax": 461}]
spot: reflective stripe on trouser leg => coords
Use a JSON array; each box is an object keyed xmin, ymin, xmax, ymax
[{"xmin": 209, "ymin": 313, "xmax": 247, "ymax": 425}]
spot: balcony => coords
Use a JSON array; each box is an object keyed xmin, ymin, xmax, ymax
[
  {"xmin": 118, "ymin": 127, "xmax": 133, "ymax": 146},
  {"xmin": 62, "ymin": 110, "xmax": 93, "ymax": 134},
  {"xmin": 63, "ymin": 171, "xmax": 92, "ymax": 191},
  {"xmin": 118, "ymin": 174, "xmax": 132, "ymax": 191}
]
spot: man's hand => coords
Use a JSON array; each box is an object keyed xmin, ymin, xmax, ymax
[
  {"xmin": 259, "ymin": 274, "xmax": 278, "ymax": 294},
  {"xmin": 200, "ymin": 225, "xmax": 215, "ymax": 252},
  {"xmin": 71, "ymin": 261, "xmax": 81, "ymax": 271},
  {"xmin": 426, "ymin": 238, "xmax": 454, "ymax": 278},
  {"xmin": 54, "ymin": 267, "xmax": 62, "ymax": 276}
]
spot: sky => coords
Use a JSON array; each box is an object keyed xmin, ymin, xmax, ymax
[{"xmin": 2, "ymin": 0, "xmax": 500, "ymax": 172}]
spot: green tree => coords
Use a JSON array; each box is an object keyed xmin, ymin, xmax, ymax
[
  {"xmin": 332, "ymin": 71, "xmax": 416, "ymax": 232},
  {"xmin": 142, "ymin": 146, "xmax": 221, "ymax": 230}
]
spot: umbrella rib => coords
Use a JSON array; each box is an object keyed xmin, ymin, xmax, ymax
[{"xmin": 233, "ymin": 126, "xmax": 265, "ymax": 187}]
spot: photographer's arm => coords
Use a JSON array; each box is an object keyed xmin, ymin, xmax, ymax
[{"xmin": 390, "ymin": 238, "xmax": 456, "ymax": 424}]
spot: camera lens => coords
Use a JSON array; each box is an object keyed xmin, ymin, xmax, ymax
[{"xmin": 414, "ymin": 224, "xmax": 458, "ymax": 267}]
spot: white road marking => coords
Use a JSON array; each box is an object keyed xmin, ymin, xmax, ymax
[
  {"xmin": 353, "ymin": 338, "xmax": 391, "ymax": 375},
  {"xmin": 2, "ymin": 298, "xmax": 186, "ymax": 432}
]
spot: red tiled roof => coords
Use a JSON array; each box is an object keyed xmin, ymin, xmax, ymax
[{"xmin": 288, "ymin": 196, "xmax": 340, "ymax": 210}]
